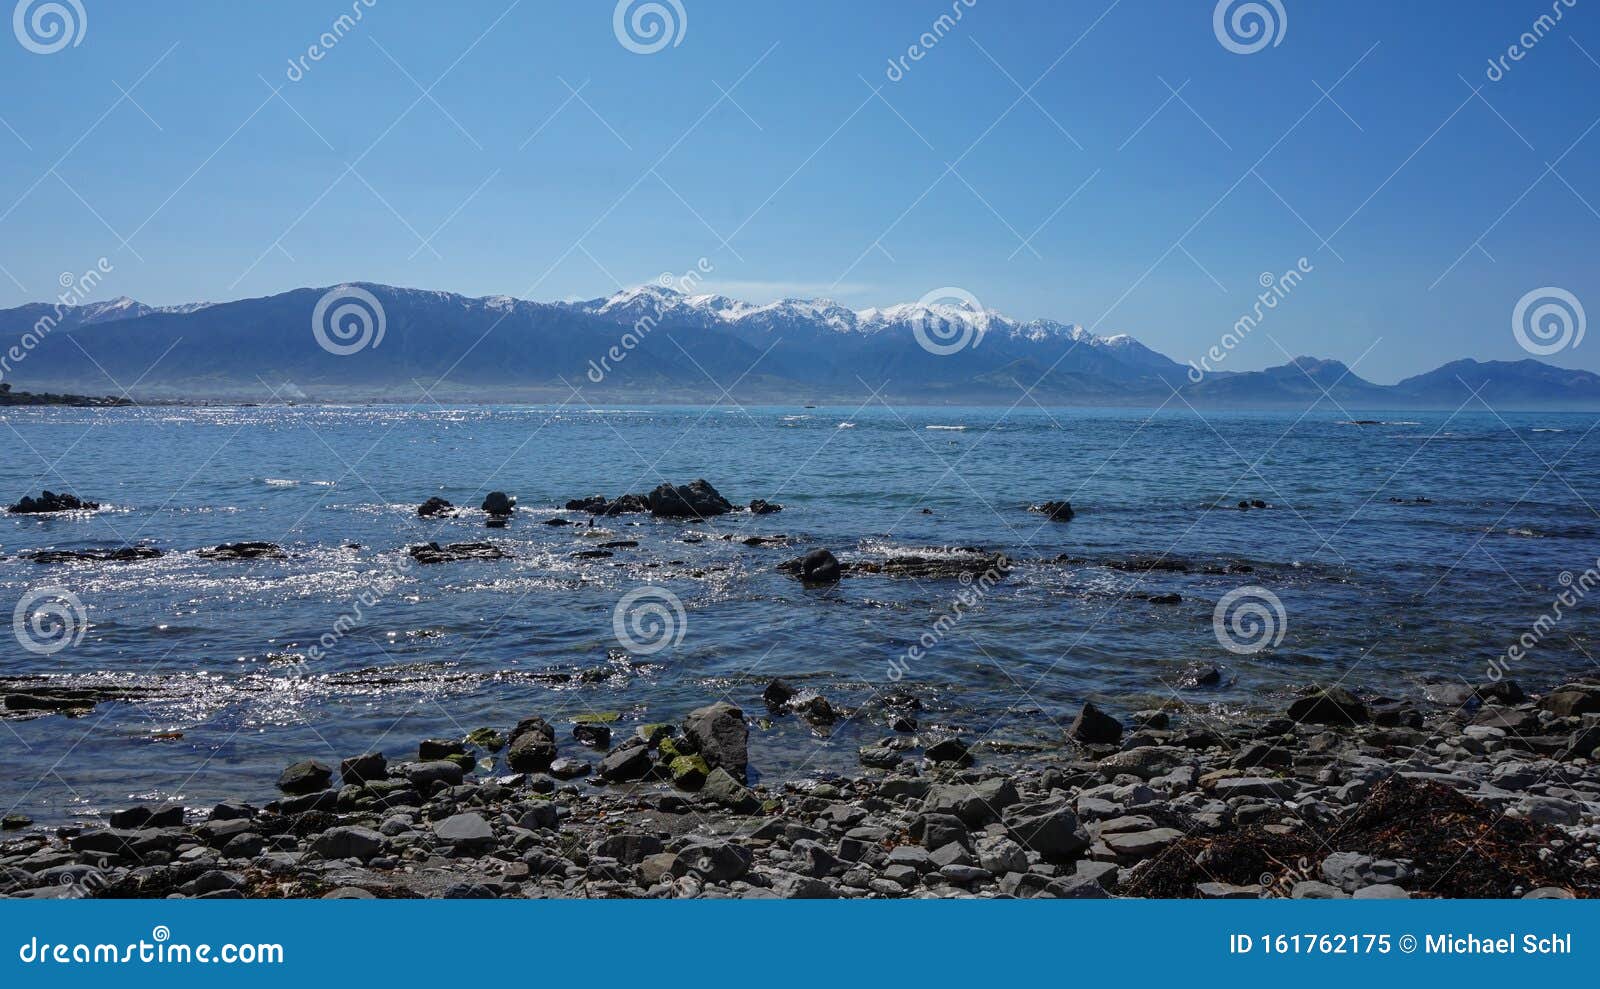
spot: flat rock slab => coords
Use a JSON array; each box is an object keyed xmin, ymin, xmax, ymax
[{"xmin": 1103, "ymin": 827, "xmax": 1185, "ymax": 860}]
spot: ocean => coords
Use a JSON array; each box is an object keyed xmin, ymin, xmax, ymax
[{"xmin": 1, "ymin": 404, "xmax": 1596, "ymax": 822}]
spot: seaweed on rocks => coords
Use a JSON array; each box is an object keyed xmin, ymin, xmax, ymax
[{"xmin": 1125, "ymin": 775, "xmax": 1594, "ymax": 899}]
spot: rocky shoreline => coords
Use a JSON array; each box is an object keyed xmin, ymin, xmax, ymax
[{"xmin": 3, "ymin": 679, "xmax": 1597, "ymax": 900}]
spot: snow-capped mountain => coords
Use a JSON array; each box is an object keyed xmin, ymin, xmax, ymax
[{"xmin": 0, "ymin": 282, "xmax": 1595, "ymax": 406}]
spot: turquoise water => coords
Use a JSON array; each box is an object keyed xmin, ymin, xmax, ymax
[{"xmin": 1, "ymin": 404, "xmax": 1596, "ymax": 821}]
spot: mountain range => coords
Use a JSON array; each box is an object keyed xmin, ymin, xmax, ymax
[{"xmin": 1, "ymin": 282, "xmax": 1596, "ymax": 408}]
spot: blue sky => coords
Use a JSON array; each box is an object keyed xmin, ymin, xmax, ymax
[{"xmin": 0, "ymin": 0, "xmax": 1596, "ymax": 381}]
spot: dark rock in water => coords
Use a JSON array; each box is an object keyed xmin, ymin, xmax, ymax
[
  {"xmin": 29, "ymin": 546, "xmax": 162, "ymax": 564},
  {"xmin": 763, "ymin": 679, "xmax": 799, "ymax": 710},
  {"xmin": 408, "ymin": 541, "xmax": 507, "ymax": 564},
  {"xmin": 417, "ymin": 496, "xmax": 455, "ymax": 518},
  {"xmin": 603, "ymin": 494, "xmax": 650, "ymax": 516},
  {"xmin": 683, "ymin": 701, "xmax": 749, "ymax": 782},
  {"xmin": 8, "ymin": 491, "xmax": 99, "ymax": 514},
  {"xmin": 598, "ymin": 539, "xmax": 638, "ymax": 549},
  {"xmin": 1476, "ymin": 680, "xmax": 1524, "ymax": 704},
  {"xmin": 566, "ymin": 495, "xmax": 609, "ymax": 513},
  {"xmin": 1031, "ymin": 500, "xmax": 1074, "ymax": 521},
  {"xmin": 572, "ymin": 722, "xmax": 612, "ymax": 749},
  {"xmin": 924, "ymin": 736, "xmax": 972, "ymax": 765},
  {"xmin": 781, "ymin": 548, "xmax": 841, "ymax": 584},
  {"xmin": 792, "ymin": 694, "xmax": 842, "ymax": 727},
  {"xmin": 481, "ymin": 491, "xmax": 516, "ymax": 516},
  {"xmin": 108, "ymin": 804, "xmax": 184, "ymax": 829},
  {"xmin": 646, "ymin": 479, "xmax": 734, "ymax": 518},
  {"xmin": 1177, "ymin": 665, "xmax": 1223, "ymax": 689},
  {"xmin": 1370, "ymin": 699, "xmax": 1424, "ymax": 728},
  {"xmin": 2, "ymin": 812, "xmax": 32, "ymax": 830},
  {"xmin": 419, "ymin": 738, "xmax": 466, "ymax": 760},
  {"xmin": 1145, "ymin": 592, "xmax": 1182, "ymax": 604},
  {"xmin": 749, "ymin": 499, "xmax": 782, "ymax": 515},
  {"xmin": 507, "ymin": 717, "xmax": 558, "ymax": 771},
  {"xmin": 485, "ymin": 517, "xmax": 508, "ymax": 529},
  {"xmin": 599, "ymin": 740, "xmax": 653, "ymax": 781},
  {"xmin": 339, "ymin": 752, "xmax": 387, "ymax": 785},
  {"xmin": 571, "ymin": 549, "xmax": 613, "ymax": 559},
  {"xmin": 542, "ymin": 517, "xmax": 572, "ymax": 526},
  {"xmin": 277, "ymin": 759, "xmax": 332, "ymax": 795},
  {"xmin": 1287, "ymin": 686, "xmax": 1370, "ymax": 726},
  {"xmin": 1068, "ymin": 701, "xmax": 1123, "ymax": 745},
  {"xmin": 197, "ymin": 542, "xmax": 286, "ymax": 561},
  {"xmin": 848, "ymin": 551, "xmax": 1009, "ymax": 581}
]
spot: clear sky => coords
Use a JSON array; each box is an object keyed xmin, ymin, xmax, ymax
[{"xmin": 0, "ymin": 0, "xmax": 1596, "ymax": 381}]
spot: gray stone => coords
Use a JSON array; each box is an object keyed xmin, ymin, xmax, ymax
[
  {"xmin": 310, "ymin": 826, "xmax": 385, "ymax": 862},
  {"xmin": 433, "ymin": 812, "xmax": 495, "ymax": 852},
  {"xmin": 683, "ymin": 702, "xmax": 749, "ymax": 782}
]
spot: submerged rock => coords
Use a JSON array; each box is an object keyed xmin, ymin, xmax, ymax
[
  {"xmin": 780, "ymin": 548, "xmax": 841, "ymax": 584},
  {"xmin": 748, "ymin": 499, "xmax": 783, "ymax": 514},
  {"xmin": 1030, "ymin": 500, "xmax": 1074, "ymax": 521},
  {"xmin": 28, "ymin": 547, "xmax": 162, "ymax": 564},
  {"xmin": 8, "ymin": 491, "xmax": 99, "ymax": 514},
  {"xmin": 408, "ymin": 541, "xmax": 507, "ymax": 564},
  {"xmin": 197, "ymin": 542, "xmax": 286, "ymax": 561},
  {"xmin": 417, "ymin": 496, "xmax": 455, "ymax": 518}
]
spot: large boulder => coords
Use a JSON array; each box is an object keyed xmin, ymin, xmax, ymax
[
  {"xmin": 782, "ymin": 548, "xmax": 841, "ymax": 584},
  {"xmin": 276, "ymin": 759, "xmax": 332, "ymax": 795},
  {"xmin": 1287, "ymin": 686, "xmax": 1370, "ymax": 726},
  {"xmin": 1007, "ymin": 805, "xmax": 1090, "ymax": 863},
  {"xmin": 598, "ymin": 740, "xmax": 653, "ymax": 781},
  {"xmin": 311, "ymin": 826, "xmax": 386, "ymax": 862},
  {"xmin": 339, "ymin": 752, "xmax": 387, "ymax": 785},
  {"xmin": 507, "ymin": 716, "xmax": 558, "ymax": 772},
  {"xmin": 1067, "ymin": 701, "xmax": 1123, "ymax": 745},
  {"xmin": 481, "ymin": 491, "xmax": 515, "ymax": 516},
  {"xmin": 646, "ymin": 479, "xmax": 734, "ymax": 518},
  {"xmin": 683, "ymin": 702, "xmax": 749, "ymax": 782}
]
